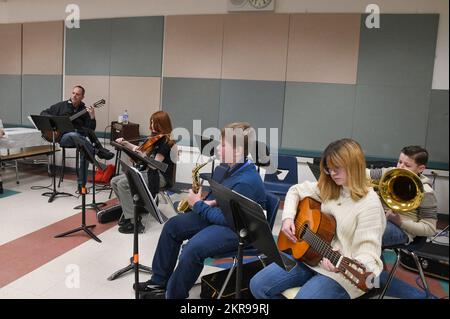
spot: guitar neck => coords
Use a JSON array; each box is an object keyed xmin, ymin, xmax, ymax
[
  {"xmin": 69, "ymin": 108, "xmax": 88, "ymax": 122},
  {"xmin": 301, "ymin": 227, "xmax": 342, "ymax": 266}
]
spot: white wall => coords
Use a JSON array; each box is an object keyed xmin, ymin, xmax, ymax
[{"xmin": 3, "ymin": 0, "xmax": 448, "ymax": 89}]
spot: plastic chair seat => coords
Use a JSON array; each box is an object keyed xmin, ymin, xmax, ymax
[{"xmin": 264, "ymin": 155, "xmax": 298, "ymax": 197}]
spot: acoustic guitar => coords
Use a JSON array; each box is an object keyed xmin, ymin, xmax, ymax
[
  {"xmin": 277, "ymin": 197, "xmax": 374, "ymax": 292},
  {"xmin": 41, "ymin": 99, "xmax": 106, "ymax": 143}
]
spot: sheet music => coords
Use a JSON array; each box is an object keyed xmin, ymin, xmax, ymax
[{"xmin": 130, "ymin": 166, "xmax": 167, "ymax": 224}]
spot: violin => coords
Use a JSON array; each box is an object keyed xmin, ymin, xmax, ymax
[{"xmin": 136, "ymin": 134, "xmax": 165, "ymax": 154}]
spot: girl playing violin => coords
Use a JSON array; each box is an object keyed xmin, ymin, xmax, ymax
[{"xmin": 111, "ymin": 111, "xmax": 176, "ymax": 234}]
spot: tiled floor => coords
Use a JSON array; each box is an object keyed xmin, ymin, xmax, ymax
[
  {"xmin": 0, "ymin": 163, "xmax": 219, "ymax": 299},
  {"xmin": 0, "ymin": 162, "xmax": 447, "ymax": 299}
]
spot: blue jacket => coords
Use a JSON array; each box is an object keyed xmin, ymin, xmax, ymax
[{"xmin": 192, "ymin": 162, "xmax": 266, "ymax": 227}]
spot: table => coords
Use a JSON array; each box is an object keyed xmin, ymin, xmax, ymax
[
  {"xmin": 0, "ymin": 127, "xmax": 49, "ymax": 152},
  {"xmin": 0, "ymin": 127, "xmax": 51, "ymax": 186}
]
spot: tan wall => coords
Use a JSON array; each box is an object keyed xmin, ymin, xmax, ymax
[
  {"xmin": 286, "ymin": 14, "xmax": 360, "ymax": 84},
  {"xmin": 164, "ymin": 15, "xmax": 224, "ymax": 79},
  {"xmin": 22, "ymin": 21, "xmax": 63, "ymax": 75},
  {"xmin": 0, "ymin": 24, "xmax": 22, "ymax": 75}
]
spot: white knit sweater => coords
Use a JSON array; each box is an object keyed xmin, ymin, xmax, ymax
[{"xmin": 282, "ymin": 181, "xmax": 386, "ymax": 299}]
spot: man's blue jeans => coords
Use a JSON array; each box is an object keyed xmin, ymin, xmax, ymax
[
  {"xmin": 150, "ymin": 212, "xmax": 239, "ymax": 299},
  {"xmin": 59, "ymin": 131, "xmax": 93, "ymax": 186},
  {"xmin": 382, "ymin": 221, "xmax": 409, "ymax": 247},
  {"xmin": 250, "ymin": 254, "xmax": 350, "ymax": 299}
]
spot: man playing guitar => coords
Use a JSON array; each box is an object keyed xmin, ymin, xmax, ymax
[{"xmin": 40, "ymin": 85, "xmax": 114, "ymax": 188}]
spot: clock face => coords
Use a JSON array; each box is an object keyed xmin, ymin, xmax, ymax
[{"xmin": 248, "ymin": 0, "xmax": 272, "ymax": 9}]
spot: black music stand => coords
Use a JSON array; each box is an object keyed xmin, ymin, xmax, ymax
[
  {"xmin": 208, "ymin": 178, "xmax": 296, "ymax": 299},
  {"xmin": 54, "ymin": 136, "xmax": 104, "ymax": 242},
  {"xmin": 107, "ymin": 161, "xmax": 167, "ymax": 299},
  {"xmin": 109, "ymin": 136, "xmax": 145, "ymax": 198},
  {"xmin": 107, "ymin": 149, "xmax": 168, "ymax": 287},
  {"xmin": 31, "ymin": 115, "xmax": 74, "ymax": 203}
]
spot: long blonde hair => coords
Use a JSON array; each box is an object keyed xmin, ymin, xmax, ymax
[{"xmin": 318, "ymin": 138, "xmax": 369, "ymax": 202}]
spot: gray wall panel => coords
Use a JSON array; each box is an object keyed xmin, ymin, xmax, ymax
[
  {"xmin": 65, "ymin": 19, "xmax": 111, "ymax": 76},
  {"xmin": 357, "ymin": 14, "xmax": 438, "ymax": 87},
  {"xmin": 353, "ymin": 85, "xmax": 430, "ymax": 159},
  {"xmin": 110, "ymin": 17, "xmax": 164, "ymax": 77},
  {"xmin": 0, "ymin": 75, "xmax": 22, "ymax": 125},
  {"xmin": 218, "ymin": 79, "xmax": 285, "ymax": 145},
  {"xmin": 282, "ymin": 82, "xmax": 356, "ymax": 152},
  {"xmin": 22, "ymin": 75, "xmax": 62, "ymax": 124},
  {"xmin": 426, "ymin": 90, "xmax": 449, "ymax": 163},
  {"xmin": 162, "ymin": 77, "xmax": 221, "ymax": 142}
]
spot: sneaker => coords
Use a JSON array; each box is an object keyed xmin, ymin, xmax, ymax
[
  {"xmin": 97, "ymin": 147, "xmax": 114, "ymax": 160},
  {"xmin": 118, "ymin": 219, "xmax": 144, "ymax": 234},
  {"xmin": 133, "ymin": 279, "xmax": 165, "ymax": 292}
]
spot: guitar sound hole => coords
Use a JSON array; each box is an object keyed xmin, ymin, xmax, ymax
[{"xmin": 298, "ymin": 224, "xmax": 309, "ymax": 239}]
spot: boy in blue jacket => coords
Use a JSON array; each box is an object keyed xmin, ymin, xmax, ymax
[{"xmin": 137, "ymin": 122, "xmax": 267, "ymax": 299}]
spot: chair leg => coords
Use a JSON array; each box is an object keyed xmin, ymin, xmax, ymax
[
  {"xmin": 257, "ymin": 255, "xmax": 267, "ymax": 267},
  {"xmin": 58, "ymin": 148, "xmax": 65, "ymax": 188},
  {"xmin": 75, "ymin": 149, "xmax": 79, "ymax": 179},
  {"xmin": 141, "ymin": 213, "xmax": 150, "ymax": 233},
  {"xmin": 217, "ymin": 257, "xmax": 237, "ymax": 299},
  {"xmin": 117, "ymin": 211, "xmax": 125, "ymax": 224},
  {"xmin": 379, "ymin": 249, "xmax": 401, "ymax": 299},
  {"xmin": 47, "ymin": 154, "xmax": 51, "ymax": 175},
  {"xmin": 15, "ymin": 160, "xmax": 19, "ymax": 184},
  {"xmin": 410, "ymin": 251, "xmax": 431, "ymax": 298}
]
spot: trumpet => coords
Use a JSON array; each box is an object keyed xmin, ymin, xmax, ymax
[
  {"xmin": 372, "ymin": 167, "xmax": 424, "ymax": 218},
  {"xmin": 177, "ymin": 156, "xmax": 216, "ymax": 213}
]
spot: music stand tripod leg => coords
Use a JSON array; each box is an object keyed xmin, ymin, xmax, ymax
[
  {"xmin": 42, "ymin": 131, "xmax": 74, "ymax": 202},
  {"xmin": 54, "ymin": 141, "xmax": 102, "ymax": 243},
  {"xmin": 107, "ymin": 256, "xmax": 152, "ymax": 281},
  {"xmin": 107, "ymin": 195, "xmax": 151, "ymax": 299},
  {"xmin": 54, "ymin": 185, "xmax": 101, "ymax": 242},
  {"xmin": 107, "ymin": 195, "xmax": 151, "ymax": 300},
  {"xmin": 230, "ymin": 202, "xmax": 248, "ymax": 300}
]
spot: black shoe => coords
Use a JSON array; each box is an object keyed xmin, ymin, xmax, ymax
[
  {"xmin": 140, "ymin": 288, "xmax": 166, "ymax": 299},
  {"xmin": 118, "ymin": 218, "xmax": 131, "ymax": 227},
  {"xmin": 97, "ymin": 147, "xmax": 114, "ymax": 160},
  {"xmin": 133, "ymin": 280, "xmax": 164, "ymax": 292},
  {"xmin": 118, "ymin": 220, "xmax": 144, "ymax": 234}
]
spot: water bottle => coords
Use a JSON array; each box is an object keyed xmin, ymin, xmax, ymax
[{"xmin": 123, "ymin": 110, "xmax": 129, "ymax": 125}]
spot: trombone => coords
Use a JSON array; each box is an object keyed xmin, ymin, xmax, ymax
[{"xmin": 371, "ymin": 168, "xmax": 424, "ymax": 219}]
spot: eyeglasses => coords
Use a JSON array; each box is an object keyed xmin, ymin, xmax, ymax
[{"xmin": 324, "ymin": 166, "xmax": 343, "ymax": 175}]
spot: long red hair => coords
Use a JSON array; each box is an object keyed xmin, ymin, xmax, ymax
[
  {"xmin": 147, "ymin": 111, "xmax": 175, "ymax": 151},
  {"xmin": 151, "ymin": 111, "xmax": 173, "ymax": 135}
]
